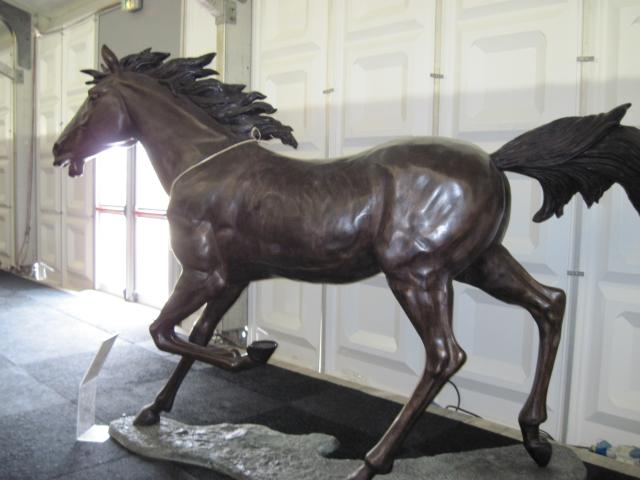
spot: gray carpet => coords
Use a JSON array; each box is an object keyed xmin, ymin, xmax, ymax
[{"xmin": 0, "ymin": 271, "xmax": 632, "ymax": 479}]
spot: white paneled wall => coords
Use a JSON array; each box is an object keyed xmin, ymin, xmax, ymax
[
  {"xmin": 328, "ymin": 0, "xmax": 435, "ymax": 154},
  {"xmin": 36, "ymin": 18, "xmax": 96, "ymax": 289},
  {"xmin": 436, "ymin": 0, "xmax": 580, "ymax": 439},
  {"xmin": 324, "ymin": 0, "xmax": 436, "ymax": 393},
  {"xmin": 251, "ymin": 0, "xmax": 640, "ymax": 447},
  {"xmin": 250, "ymin": 0, "xmax": 329, "ymax": 370},
  {"xmin": 252, "ymin": 0, "xmax": 328, "ymax": 159},
  {"xmin": 566, "ymin": 0, "xmax": 640, "ymax": 447}
]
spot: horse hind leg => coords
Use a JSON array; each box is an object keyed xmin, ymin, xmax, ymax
[
  {"xmin": 348, "ymin": 272, "xmax": 466, "ymax": 480},
  {"xmin": 457, "ymin": 243, "xmax": 566, "ymax": 467}
]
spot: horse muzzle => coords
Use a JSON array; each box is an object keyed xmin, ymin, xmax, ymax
[{"xmin": 53, "ymin": 155, "xmax": 86, "ymax": 177}]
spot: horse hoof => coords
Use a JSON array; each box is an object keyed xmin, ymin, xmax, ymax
[
  {"xmin": 133, "ymin": 405, "xmax": 160, "ymax": 427},
  {"xmin": 524, "ymin": 439, "xmax": 552, "ymax": 467},
  {"xmin": 247, "ymin": 340, "xmax": 278, "ymax": 364},
  {"xmin": 346, "ymin": 463, "xmax": 376, "ymax": 480}
]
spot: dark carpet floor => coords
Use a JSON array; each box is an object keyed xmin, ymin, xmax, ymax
[{"xmin": 0, "ymin": 271, "xmax": 634, "ymax": 480}]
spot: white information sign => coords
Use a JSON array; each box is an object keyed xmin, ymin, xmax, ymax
[{"xmin": 76, "ymin": 333, "xmax": 118, "ymax": 442}]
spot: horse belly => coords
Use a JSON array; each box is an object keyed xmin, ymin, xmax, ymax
[
  {"xmin": 244, "ymin": 221, "xmax": 380, "ymax": 283},
  {"xmin": 233, "ymin": 183, "xmax": 383, "ymax": 283},
  {"xmin": 261, "ymin": 246, "xmax": 381, "ymax": 284}
]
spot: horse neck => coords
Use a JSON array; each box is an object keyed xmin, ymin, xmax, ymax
[{"xmin": 118, "ymin": 80, "xmax": 239, "ymax": 193}]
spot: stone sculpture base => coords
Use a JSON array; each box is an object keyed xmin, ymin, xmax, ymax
[{"xmin": 109, "ymin": 416, "xmax": 586, "ymax": 480}]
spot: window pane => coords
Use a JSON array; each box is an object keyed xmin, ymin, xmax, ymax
[
  {"xmin": 136, "ymin": 144, "xmax": 168, "ymax": 211},
  {"xmin": 95, "ymin": 146, "xmax": 128, "ymax": 207},
  {"xmin": 95, "ymin": 212, "xmax": 126, "ymax": 296},
  {"xmin": 135, "ymin": 217, "xmax": 170, "ymax": 308}
]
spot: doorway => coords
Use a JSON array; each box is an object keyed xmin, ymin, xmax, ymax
[
  {"xmin": 0, "ymin": 20, "xmax": 14, "ymax": 269},
  {"xmin": 94, "ymin": 143, "xmax": 174, "ymax": 308}
]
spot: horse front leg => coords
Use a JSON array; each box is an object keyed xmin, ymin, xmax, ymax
[
  {"xmin": 148, "ymin": 270, "xmax": 258, "ymax": 371},
  {"xmin": 457, "ymin": 243, "xmax": 566, "ymax": 466},
  {"xmin": 134, "ymin": 284, "xmax": 246, "ymax": 426},
  {"xmin": 349, "ymin": 274, "xmax": 465, "ymax": 480}
]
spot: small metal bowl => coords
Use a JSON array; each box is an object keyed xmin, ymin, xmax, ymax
[{"xmin": 247, "ymin": 340, "xmax": 278, "ymax": 364}]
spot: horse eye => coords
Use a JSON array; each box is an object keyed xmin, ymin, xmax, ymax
[{"xmin": 89, "ymin": 91, "xmax": 100, "ymax": 101}]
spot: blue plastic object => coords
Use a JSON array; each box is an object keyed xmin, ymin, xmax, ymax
[{"xmin": 593, "ymin": 440, "xmax": 612, "ymax": 456}]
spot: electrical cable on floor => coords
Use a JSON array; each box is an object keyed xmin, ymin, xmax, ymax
[
  {"xmin": 444, "ymin": 380, "xmax": 480, "ymax": 418},
  {"xmin": 447, "ymin": 379, "xmax": 461, "ymax": 409},
  {"xmin": 444, "ymin": 405, "xmax": 481, "ymax": 418}
]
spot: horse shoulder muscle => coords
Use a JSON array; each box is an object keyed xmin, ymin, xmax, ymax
[{"xmin": 167, "ymin": 184, "xmax": 226, "ymax": 272}]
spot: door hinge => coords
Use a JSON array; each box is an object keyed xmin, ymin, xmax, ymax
[
  {"xmin": 576, "ymin": 56, "xmax": 595, "ymax": 63},
  {"xmin": 567, "ymin": 270, "xmax": 585, "ymax": 277},
  {"xmin": 430, "ymin": 73, "xmax": 444, "ymax": 79},
  {"xmin": 322, "ymin": 88, "xmax": 335, "ymax": 94},
  {"xmin": 123, "ymin": 289, "xmax": 139, "ymax": 302},
  {"xmin": 206, "ymin": 0, "xmax": 238, "ymax": 25}
]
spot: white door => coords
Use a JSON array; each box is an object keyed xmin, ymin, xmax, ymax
[
  {"xmin": 36, "ymin": 32, "xmax": 63, "ymax": 286},
  {"xmin": 37, "ymin": 19, "xmax": 96, "ymax": 289},
  {"xmin": 182, "ymin": 0, "xmax": 218, "ymax": 60},
  {"xmin": 435, "ymin": 0, "xmax": 580, "ymax": 439},
  {"xmin": 61, "ymin": 18, "xmax": 96, "ymax": 290},
  {"xmin": 0, "ymin": 28, "xmax": 14, "ymax": 270},
  {"xmin": 249, "ymin": 0, "xmax": 329, "ymax": 369},
  {"xmin": 566, "ymin": 0, "xmax": 640, "ymax": 448},
  {"xmin": 323, "ymin": 0, "xmax": 437, "ymax": 390},
  {"xmin": 0, "ymin": 69, "xmax": 13, "ymax": 269}
]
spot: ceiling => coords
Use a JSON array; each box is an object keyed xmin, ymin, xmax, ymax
[{"xmin": 6, "ymin": 0, "xmax": 83, "ymax": 15}]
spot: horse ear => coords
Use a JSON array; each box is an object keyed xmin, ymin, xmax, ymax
[{"xmin": 101, "ymin": 45, "xmax": 120, "ymax": 73}]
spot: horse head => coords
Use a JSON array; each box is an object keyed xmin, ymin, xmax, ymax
[
  {"xmin": 54, "ymin": 44, "xmax": 299, "ymax": 182},
  {"xmin": 53, "ymin": 45, "xmax": 136, "ymax": 177}
]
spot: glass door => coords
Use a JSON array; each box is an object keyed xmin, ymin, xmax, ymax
[
  {"xmin": 133, "ymin": 144, "xmax": 171, "ymax": 307},
  {"xmin": 95, "ymin": 144, "xmax": 173, "ymax": 308},
  {"xmin": 95, "ymin": 147, "xmax": 128, "ymax": 296}
]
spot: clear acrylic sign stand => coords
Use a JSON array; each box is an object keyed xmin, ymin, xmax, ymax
[{"xmin": 76, "ymin": 333, "xmax": 118, "ymax": 442}]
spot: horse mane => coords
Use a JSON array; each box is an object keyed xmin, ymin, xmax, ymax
[{"xmin": 83, "ymin": 47, "xmax": 298, "ymax": 148}]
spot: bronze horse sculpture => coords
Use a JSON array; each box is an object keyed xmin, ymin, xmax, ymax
[{"xmin": 53, "ymin": 46, "xmax": 640, "ymax": 479}]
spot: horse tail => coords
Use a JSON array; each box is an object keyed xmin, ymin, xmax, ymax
[{"xmin": 490, "ymin": 104, "xmax": 640, "ymax": 223}]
